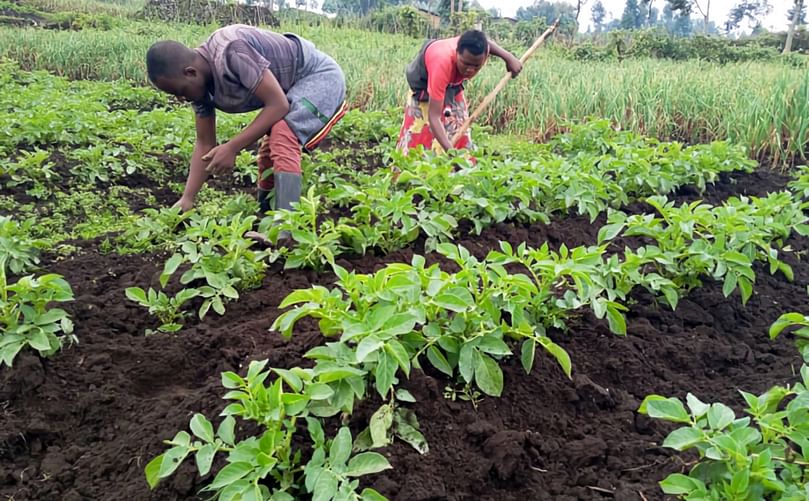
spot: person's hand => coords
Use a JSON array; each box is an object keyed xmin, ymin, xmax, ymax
[
  {"xmin": 172, "ymin": 196, "xmax": 194, "ymax": 212},
  {"xmin": 506, "ymin": 57, "xmax": 523, "ymax": 78},
  {"xmin": 203, "ymin": 143, "xmax": 237, "ymax": 177},
  {"xmin": 433, "ymin": 137, "xmax": 454, "ymax": 155}
]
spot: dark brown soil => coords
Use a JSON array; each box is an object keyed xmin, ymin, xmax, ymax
[
  {"xmin": 1, "ymin": 168, "xmax": 805, "ymax": 501},
  {"xmin": 0, "ymin": 150, "xmax": 255, "ymax": 215}
]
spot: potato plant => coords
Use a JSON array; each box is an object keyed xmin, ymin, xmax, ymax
[
  {"xmin": 124, "ymin": 287, "xmax": 199, "ymax": 335},
  {"xmin": 787, "ymin": 166, "xmax": 809, "ymax": 200},
  {"xmin": 0, "ymin": 216, "xmax": 45, "ymax": 275},
  {"xmin": 768, "ymin": 289, "xmax": 809, "ymax": 370},
  {"xmin": 639, "ymin": 374, "xmax": 809, "ymax": 500},
  {"xmin": 0, "ymin": 268, "xmax": 76, "ymax": 367},
  {"xmin": 640, "ymin": 298, "xmax": 809, "ymax": 501},
  {"xmin": 67, "ymin": 143, "xmax": 136, "ymax": 184},
  {"xmin": 261, "ymin": 187, "xmax": 350, "ymax": 272},
  {"xmin": 328, "ymin": 175, "xmax": 457, "ymax": 255},
  {"xmin": 146, "ymin": 360, "xmax": 391, "ymax": 501},
  {"xmin": 1, "ymin": 148, "xmax": 60, "ymax": 199},
  {"xmin": 270, "ymin": 241, "xmax": 639, "ymax": 400},
  {"xmin": 116, "ymin": 206, "xmax": 192, "ymax": 254},
  {"xmin": 125, "ymin": 213, "xmax": 277, "ymax": 333}
]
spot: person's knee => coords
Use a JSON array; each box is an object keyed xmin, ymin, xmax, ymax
[
  {"xmin": 269, "ymin": 120, "xmax": 302, "ymax": 175},
  {"xmin": 257, "ymin": 135, "xmax": 274, "ymax": 189}
]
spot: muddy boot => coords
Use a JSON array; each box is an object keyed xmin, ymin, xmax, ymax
[
  {"xmin": 245, "ymin": 173, "xmax": 301, "ymax": 247},
  {"xmin": 274, "ymin": 172, "xmax": 302, "ymax": 211},
  {"xmin": 257, "ymin": 188, "xmax": 272, "ymax": 215},
  {"xmin": 273, "ymin": 172, "xmax": 302, "ymax": 243},
  {"xmin": 244, "ymin": 189, "xmax": 275, "ymax": 247}
]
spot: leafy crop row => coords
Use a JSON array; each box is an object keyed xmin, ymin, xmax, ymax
[
  {"xmin": 274, "ymin": 191, "xmax": 808, "ymax": 399},
  {"xmin": 266, "ymin": 121, "xmax": 755, "ymax": 269},
  {"xmin": 0, "ymin": 60, "xmax": 252, "ymax": 202},
  {"xmin": 146, "ymin": 186, "xmax": 808, "ymax": 498},
  {"xmin": 626, "ymin": 179, "xmax": 809, "ymax": 499},
  {"xmin": 599, "ymin": 192, "xmax": 808, "ymax": 306},
  {"xmin": 125, "ymin": 124, "xmax": 758, "ymax": 332}
]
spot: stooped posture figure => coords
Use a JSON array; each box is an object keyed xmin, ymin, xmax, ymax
[
  {"xmin": 146, "ymin": 24, "xmax": 347, "ymax": 219},
  {"xmin": 397, "ymin": 29, "xmax": 522, "ymax": 155}
]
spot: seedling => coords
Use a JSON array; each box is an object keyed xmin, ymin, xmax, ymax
[
  {"xmin": 124, "ymin": 287, "xmax": 199, "ymax": 334},
  {"xmin": 444, "ymin": 384, "xmax": 484, "ymax": 410}
]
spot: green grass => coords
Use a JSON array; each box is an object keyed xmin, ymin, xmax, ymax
[{"xmin": 0, "ymin": 17, "xmax": 805, "ymax": 165}]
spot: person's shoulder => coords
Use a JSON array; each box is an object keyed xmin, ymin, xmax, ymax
[
  {"xmin": 232, "ymin": 24, "xmax": 281, "ymax": 38},
  {"xmin": 433, "ymin": 37, "xmax": 460, "ymax": 52},
  {"xmin": 437, "ymin": 36, "xmax": 460, "ymax": 46},
  {"xmin": 426, "ymin": 37, "xmax": 457, "ymax": 60}
]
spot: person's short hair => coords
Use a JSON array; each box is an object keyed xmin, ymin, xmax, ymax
[
  {"xmin": 146, "ymin": 40, "xmax": 195, "ymax": 82},
  {"xmin": 457, "ymin": 30, "xmax": 488, "ymax": 56}
]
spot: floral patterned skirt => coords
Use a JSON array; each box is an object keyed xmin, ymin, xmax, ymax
[{"xmin": 396, "ymin": 91, "xmax": 473, "ymax": 154}]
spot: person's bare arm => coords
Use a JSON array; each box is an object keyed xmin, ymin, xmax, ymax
[
  {"xmin": 174, "ymin": 113, "xmax": 216, "ymax": 211},
  {"xmin": 428, "ymin": 97, "xmax": 454, "ymax": 152},
  {"xmin": 487, "ymin": 39, "xmax": 523, "ymax": 77},
  {"xmin": 203, "ymin": 70, "xmax": 290, "ymax": 176}
]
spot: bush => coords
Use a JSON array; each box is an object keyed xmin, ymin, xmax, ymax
[
  {"xmin": 46, "ymin": 12, "xmax": 122, "ymax": 30},
  {"xmin": 570, "ymin": 41, "xmax": 614, "ymax": 61},
  {"xmin": 781, "ymin": 51, "xmax": 809, "ymax": 69},
  {"xmin": 686, "ymin": 35, "xmax": 778, "ymax": 64},
  {"xmin": 566, "ymin": 29, "xmax": 783, "ymax": 65},
  {"xmin": 364, "ymin": 5, "xmax": 434, "ymax": 39}
]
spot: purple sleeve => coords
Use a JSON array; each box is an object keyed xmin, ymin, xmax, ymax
[{"xmin": 225, "ymin": 40, "xmax": 272, "ymax": 96}]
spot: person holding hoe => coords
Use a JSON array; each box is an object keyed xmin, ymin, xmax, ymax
[
  {"xmin": 397, "ymin": 29, "xmax": 522, "ymax": 155},
  {"xmin": 145, "ymin": 24, "xmax": 347, "ymax": 227}
]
